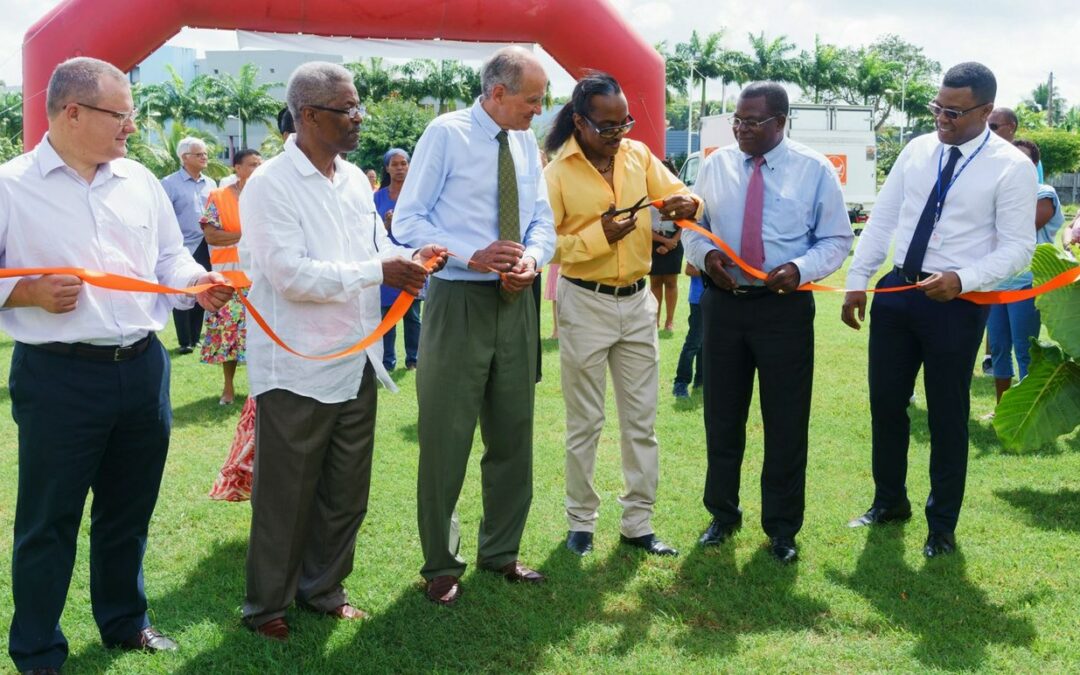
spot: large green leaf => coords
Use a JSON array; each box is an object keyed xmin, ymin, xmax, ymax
[
  {"xmin": 993, "ymin": 342, "xmax": 1080, "ymax": 450},
  {"xmin": 1031, "ymin": 243, "xmax": 1080, "ymax": 355}
]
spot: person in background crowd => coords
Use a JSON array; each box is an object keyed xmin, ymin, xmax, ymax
[
  {"xmin": 672, "ymin": 262, "xmax": 704, "ymax": 398},
  {"xmin": 377, "ymin": 148, "xmax": 421, "ymax": 371},
  {"xmin": 982, "ymin": 139, "xmax": 1064, "ymax": 415},
  {"xmin": 650, "ymin": 158, "xmax": 684, "ymax": 330},
  {"xmin": 365, "ymin": 168, "xmax": 379, "ymax": 190},
  {"xmin": 394, "ymin": 46, "xmax": 555, "ymax": 606},
  {"xmin": 200, "ymin": 149, "xmax": 262, "ymax": 406},
  {"xmin": 161, "ymin": 136, "xmax": 216, "ymax": 352},
  {"xmin": 544, "ymin": 71, "xmax": 698, "ymax": 558},
  {"xmin": 842, "ymin": 62, "xmax": 1035, "ymax": 558},
  {"xmin": 239, "ymin": 61, "xmax": 444, "ymax": 639},
  {"xmin": 0, "ymin": 57, "xmax": 231, "ymax": 674},
  {"xmin": 684, "ymin": 81, "xmax": 852, "ymax": 564}
]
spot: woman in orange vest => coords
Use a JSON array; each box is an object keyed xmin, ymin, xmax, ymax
[{"xmin": 198, "ymin": 149, "xmax": 262, "ymax": 405}]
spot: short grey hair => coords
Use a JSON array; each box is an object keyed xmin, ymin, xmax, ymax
[
  {"xmin": 46, "ymin": 57, "xmax": 127, "ymax": 118},
  {"xmin": 286, "ymin": 61, "xmax": 354, "ymax": 120},
  {"xmin": 176, "ymin": 137, "xmax": 207, "ymax": 162},
  {"xmin": 480, "ymin": 47, "xmax": 538, "ymax": 98}
]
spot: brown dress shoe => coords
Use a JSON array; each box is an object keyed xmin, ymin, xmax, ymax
[
  {"xmin": 425, "ymin": 575, "xmax": 461, "ymax": 606},
  {"xmin": 327, "ymin": 603, "xmax": 369, "ymax": 620},
  {"xmin": 116, "ymin": 626, "xmax": 178, "ymax": 652},
  {"xmin": 247, "ymin": 617, "xmax": 289, "ymax": 642},
  {"xmin": 496, "ymin": 561, "xmax": 546, "ymax": 583}
]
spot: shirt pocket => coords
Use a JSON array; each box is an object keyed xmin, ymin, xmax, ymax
[
  {"xmin": 102, "ymin": 195, "xmax": 158, "ymax": 276},
  {"xmin": 765, "ymin": 193, "xmax": 813, "ymax": 247}
]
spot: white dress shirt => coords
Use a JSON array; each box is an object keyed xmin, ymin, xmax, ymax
[
  {"xmin": 0, "ymin": 136, "xmax": 204, "ymax": 346},
  {"xmin": 239, "ymin": 136, "xmax": 414, "ymax": 403},
  {"xmin": 392, "ymin": 99, "xmax": 555, "ymax": 280},
  {"xmin": 847, "ymin": 128, "xmax": 1036, "ymax": 292}
]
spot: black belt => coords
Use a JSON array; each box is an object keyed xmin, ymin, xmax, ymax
[
  {"xmin": 893, "ymin": 266, "xmax": 935, "ymax": 284},
  {"xmin": 564, "ymin": 276, "xmax": 646, "ymax": 297},
  {"xmin": 23, "ymin": 334, "xmax": 154, "ymax": 362},
  {"xmin": 456, "ymin": 279, "xmax": 499, "ymax": 287}
]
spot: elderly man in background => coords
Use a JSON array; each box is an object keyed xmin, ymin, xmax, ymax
[
  {"xmin": 161, "ymin": 136, "xmax": 216, "ymax": 353},
  {"xmin": 0, "ymin": 57, "xmax": 231, "ymax": 674},
  {"xmin": 239, "ymin": 62, "xmax": 445, "ymax": 640},
  {"xmin": 394, "ymin": 46, "xmax": 555, "ymax": 606}
]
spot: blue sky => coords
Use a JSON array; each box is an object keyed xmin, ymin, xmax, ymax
[{"xmin": 2, "ymin": 0, "xmax": 1078, "ymax": 110}]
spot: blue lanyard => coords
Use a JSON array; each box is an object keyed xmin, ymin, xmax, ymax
[{"xmin": 935, "ymin": 130, "xmax": 991, "ymax": 222}]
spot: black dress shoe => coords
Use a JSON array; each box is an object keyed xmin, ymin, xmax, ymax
[
  {"xmin": 923, "ymin": 531, "xmax": 956, "ymax": 558},
  {"xmin": 847, "ymin": 501, "xmax": 912, "ymax": 528},
  {"xmin": 698, "ymin": 518, "xmax": 741, "ymax": 546},
  {"xmin": 769, "ymin": 537, "xmax": 798, "ymax": 564},
  {"xmin": 620, "ymin": 533, "xmax": 678, "ymax": 556},
  {"xmin": 113, "ymin": 626, "xmax": 178, "ymax": 652},
  {"xmin": 566, "ymin": 530, "xmax": 593, "ymax": 556}
]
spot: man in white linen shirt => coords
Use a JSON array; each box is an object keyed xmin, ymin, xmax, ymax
[
  {"xmin": 0, "ymin": 57, "xmax": 231, "ymax": 674},
  {"xmin": 841, "ymin": 62, "xmax": 1035, "ymax": 558},
  {"xmin": 239, "ymin": 62, "xmax": 445, "ymax": 640}
]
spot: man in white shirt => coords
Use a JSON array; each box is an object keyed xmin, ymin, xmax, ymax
[
  {"xmin": 0, "ymin": 57, "xmax": 231, "ymax": 674},
  {"xmin": 842, "ymin": 62, "xmax": 1035, "ymax": 558},
  {"xmin": 239, "ymin": 62, "xmax": 445, "ymax": 640}
]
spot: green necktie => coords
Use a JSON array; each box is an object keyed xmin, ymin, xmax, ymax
[{"xmin": 496, "ymin": 129, "xmax": 521, "ymax": 302}]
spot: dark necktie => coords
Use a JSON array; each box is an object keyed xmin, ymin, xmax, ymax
[
  {"xmin": 496, "ymin": 130, "xmax": 520, "ymax": 301},
  {"xmin": 902, "ymin": 146, "xmax": 962, "ymax": 280}
]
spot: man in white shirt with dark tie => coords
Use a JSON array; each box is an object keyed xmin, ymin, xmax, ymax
[
  {"xmin": 842, "ymin": 62, "xmax": 1035, "ymax": 558},
  {"xmin": 0, "ymin": 57, "xmax": 231, "ymax": 674}
]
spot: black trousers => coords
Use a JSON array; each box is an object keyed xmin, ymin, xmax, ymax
[
  {"xmin": 700, "ymin": 286, "xmax": 815, "ymax": 539},
  {"xmin": 7, "ymin": 337, "xmax": 171, "ymax": 671},
  {"xmin": 173, "ymin": 239, "xmax": 210, "ymax": 348},
  {"xmin": 868, "ymin": 270, "xmax": 989, "ymax": 533}
]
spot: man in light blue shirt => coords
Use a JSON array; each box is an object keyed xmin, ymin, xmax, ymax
[
  {"xmin": 393, "ymin": 46, "xmax": 555, "ymax": 606},
  {"xmin": 683, "ymin": 81, "xmax": 852, "ymax": 564},
  {"xmin": 160, "ymin": 137, "xmax": 215, "ymax": 352}
]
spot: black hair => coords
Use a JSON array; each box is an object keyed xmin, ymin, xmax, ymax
[
  {"xmin": 277, "ymin": 107, "xmax": 295, "ymax": 136},
  {"xmin": 1013, "ymin": 139, "xmax": 1040, "ymax": 166},
  {"xmin": 232, "ymin": 148, "xmax": 261, "ymax": 167},
  {"xmin": 544, "ymin": 71, "xmax": 622, "ymax": 156},
  {"xmin": 994, "ymin": 107, "xmax": 1019, "ymax": 127},
  {"xmin": 739, "ymin": 81, "xmax": 789, "ymax": 116},
  {"xmin": 942, "ymin": 62, "xmax": 997, "ymax": 104}
]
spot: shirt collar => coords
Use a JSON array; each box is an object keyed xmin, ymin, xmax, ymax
[
  {"xmin": 742, "ymin": 136, "xmax": 789, "ymax": 170},
  {"xmin": 552, "ymin": 133, "xmax": 627, "ymax": 167},
  {"xmin": 283, "ymin": 134, "xmax": 350, "ymax": 185},
  {"xmin": 471, "ymin": 98, "xmax": 504, "ymax": 141},
  {"xmin": 949, "ymin": 126, "xmax": 991, "ymax": 156},
  {"xmin": 35, "ymin": 133, "xmax": 128, "ymax": 180},
  {"xmin": 180, "ymin": 168, "xmax": 208, "ymax": 183}
]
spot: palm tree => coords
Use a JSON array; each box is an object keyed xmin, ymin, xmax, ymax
[
  {"xmin": 656, "ymin": 41, "xmax": 689, "ymax": 102},
  {"xmin": 399, "ymin": 59, "xmax": 478, "ymax": 114},
  {"xmin": 795, "ymin": 35, "xmax": 848, "ymax": 104},
  {"xmin": 345, "ymin": 57, "xmax": 401, "ymax": 101},
  {"xmin": 0, "ymin": 90, "xmax": 22, "ymax": 141},
  {"xmin": 744, "ymin": 32, "xmax": 798, "ymax": 83},
  {"xmin": 203, "ymin": 64, "xmax": 282, "ymax": 149},
  {"xmin": 136, "ymin": 65, "xmax": 217, "ymax": 126},
  {"xmin": 671, "ymin": 31, "xmax": 725, "ymax": 119},
  {"xmin": 126, "ymin": 120, "xmax": 229, "ymax": 179}
]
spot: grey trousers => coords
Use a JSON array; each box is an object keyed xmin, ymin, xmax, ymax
[{"xmin": 243, "ymin": 364, "xmax": 376, "ymax": 627}]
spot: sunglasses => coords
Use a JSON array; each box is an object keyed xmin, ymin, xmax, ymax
[
  {"xmin": 584, "ymin": 114, "xmax": 635, "ymax": 139},
  {"xmin": 927, "ymin": 102, "xmax": 988, "ymax": 121},
  {"xmin": 307, "ymin": 104, "xmax": 367, "ymax": 120}
]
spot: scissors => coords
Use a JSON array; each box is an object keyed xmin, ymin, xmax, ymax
[{"xmin": 603, "ymin": 195, "xmax": 650, "ymax": 220}]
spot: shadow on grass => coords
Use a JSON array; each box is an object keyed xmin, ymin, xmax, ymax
[
  {"xmin": 171, "ymin": 396, "xmax": 244, "ymax": 428},
  {"xmin": 398, "ymin": 422, "xmax": 418, "ymax": 443},
  {"xmin": 827, "ymin": 526, "xmax": 1037, "ymax": 670},
  {"xmin": 996, "ymin": 487, "xmax": 1080, "ymax": 533},
  {"xmin": 541, "ymin": 337, "xmax": 561, "ymax": 353}
]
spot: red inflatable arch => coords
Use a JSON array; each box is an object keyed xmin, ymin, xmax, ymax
[{"xmin": 22, "ymin": 0, "xmax": 666, "ymax": 155}]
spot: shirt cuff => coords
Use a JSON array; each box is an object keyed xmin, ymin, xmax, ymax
[
  {"xmin": 450, "ymin": 246, "xmax": 479, "ymax": 271},
  {"xmin": 0, "ymin": 278, "xmax": 20, "ymax": 309},
  {"xmin": 789, "ymin": 257, "xmax": 811, "ymax": 285},
  {"xmin": 522, "ymin": 246, "xmax": 545, "ymax": 271},
  {"xmin": 845, "ymin": 272, "xmax": 871, "ymax": 291},
  {"xmin": 955, "ymin": 267, "xmax": 979, "ymax": 293},
  {"xmin": 580, "ymin": 222, "xmax": 611, "ymax": 257}
]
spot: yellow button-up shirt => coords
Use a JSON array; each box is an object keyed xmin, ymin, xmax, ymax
[{"xmin": 544, "ymin": 135, "xmax": 695, "ymax": 286}]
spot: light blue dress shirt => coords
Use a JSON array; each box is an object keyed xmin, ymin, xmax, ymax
[
  {"xmin": 160, "ymin": 169, "xmax": 216, "ymax": 254},
  {"xmin": 683, "ymin": 138, "xmax": 853, "ymax": 286},
  {"xmin": 392, "ymin": 99, "xmax": 555, "ymax": 281}
]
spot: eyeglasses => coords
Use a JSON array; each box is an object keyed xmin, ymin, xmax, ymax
[
  {"xmin": 927, "ymin": 102, "xmax": 987, "ymax": 121},
  {"xmin": 730, "ymin": 115, "xmax": 778, "ymax": 130},
  {"xmin": 75, "ymin": 102, "xmax": 137, "ymax": 126},
  {"xmin": 584, "ymin": 114, "xmax": 635, "ymax": 139},
  {"xmin": 184, "ymin": 152, "xmax": 208, "ymax": 159},
  {"xmin": 307, "ymin": 104, "xmax": 367, "ymax": 120}
]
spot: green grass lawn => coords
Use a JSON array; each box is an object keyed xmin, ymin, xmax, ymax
[{"xmin": 0, "ymin": 260, "xmax": 1078, "ymax": 674}]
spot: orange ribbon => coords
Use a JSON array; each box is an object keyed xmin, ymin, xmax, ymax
[{"xmin": 660, "ymin": 203, "xmax": 1080, "ymax": 305}]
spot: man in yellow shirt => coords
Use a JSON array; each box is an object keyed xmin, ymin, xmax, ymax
[{"xmin": 544, "ymin": 71, "xmax": 698, "ymax": 556}]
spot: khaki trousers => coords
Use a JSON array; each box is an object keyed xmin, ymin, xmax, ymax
[{"xmin": 557, "ymin": 277, "xmax": 660, "ymax": 538}]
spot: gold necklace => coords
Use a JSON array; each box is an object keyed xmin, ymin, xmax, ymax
[{"xmin": 598, "ymin": 156, "xmax": 615, "ymax": 174}]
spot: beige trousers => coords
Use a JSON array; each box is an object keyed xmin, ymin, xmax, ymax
[{"xmin": 557, "ymin": 276, "xmax": 661, "ymax": 538}]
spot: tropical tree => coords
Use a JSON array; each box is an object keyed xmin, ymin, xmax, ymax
[
  {"xmin": 744, "ymin": 32, "xmax": 798, "ymax": 83},
  {"xmin": 135, "ymin": 65, "xmax": 217, "ymax": 126},
  {"xmin": 345, "ymin": 57, "xmax": 401, "ymax": 101},
  {"xmin": 202, "ymin": 63, "xmax": 282, "ymax": 150},
  {"xmin": 1025, "ymin": 82, "xmax": 1068, "ymax": 127},
  {"xmin": 674, "ymin": 31, "xmax": 726, "ymax": 119},
  {"xmin": 0, "ymin": 90, "xmax": 23, "ymax": 142},
  {"xmin": 399, "ymin": 59, "xmax": 479, "ymax": 114},
  {"xmin": 1061, "ymin": 105, "xmax": 1080, "ymax": 133},
  {"xmin": 794, "ymin": 35, "xmax": 848, "ymax": 104},
  {"xmin": 656, "ymin": 41, "xmax": 689, "ymax": 102},
  {"xmin": 346, "ymin": 96, "xmax": 435, "ymax": 173},
  {"xmin": 1015, "ymin": 102, "xmax": 1047, "ymax": 131}
]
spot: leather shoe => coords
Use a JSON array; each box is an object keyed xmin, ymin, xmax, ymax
[
  {"xmin": 425, "ymin": 575, "xmax": 461, "ymax": 606},
  {"xmin": 566, "ymin": 530, "xmax": 593, "ymax": 556},
  {"xmin": 923, "ymin": 531, "xmax": 956, "ymax": 558},
  {"xmin": 490, "ymin": 560, "xmax": 546, "ymax": 583},
  {"xmin": 114, "ymin": 626, "xmax": 178, "ymax": 652},
  {"xmin": 20, "ymin": 669, "xmax": 59, "ymax": 674},
  {"xmin": 620, "ymin": 533, "xmax": 679, "ymax": 556},
  {"xmin": 847, "ymin": 501, "xmax": 912, "ymax": 528},
  {"xmin": 246, "ymin": 617, "xmax": 289, "ymax": 641},
  {"xmin": 769, "ymin": 537, "xmax": 798, "ymax": 564},
  {"xmin": 324, "ymin": 603, "xmax": 368, "ymax": 620},
  {"xmin": 698, "ymin": 518, "xmax": 741, "ymax": 546}
]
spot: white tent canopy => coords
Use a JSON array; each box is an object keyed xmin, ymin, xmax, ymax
[{"xmin": 235, "ymin": 30, "xmax": 529, "ymax": 63}]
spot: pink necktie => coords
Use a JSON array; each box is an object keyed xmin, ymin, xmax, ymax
[{"xmin": 740, "ymin": 156, "xmax": 766, "ymax": 273}]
